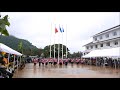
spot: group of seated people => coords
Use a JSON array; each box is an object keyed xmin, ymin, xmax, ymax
[
  {"xmin": 0, "ymin": 54, "xmax": 14, "ymax": 78},
  {"xmin": 0, "ymin": 52, "xmax": 23, "ymax": 78}
]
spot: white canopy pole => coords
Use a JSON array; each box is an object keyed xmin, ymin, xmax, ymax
[
  {"xmin": 114, "ymin": 59, "xmax": 116, "ymax": 69},
  {"xmin": 13, "ymin": 55, "xmax": 15, "ymax": 70},
  {"xmin": 17, "ymin": 56, "xmax": 19, "ymax": 71},
  {"xmin": 7, "ymin": 53, "xmax": 10, "ymax": 70},
  {"xmin": 19, "ymin": 56, "xmax": 21, "ymax": 68},
  {"xmin": 96, "ymin": 57, "xmax": 97, "ymax": 66}
]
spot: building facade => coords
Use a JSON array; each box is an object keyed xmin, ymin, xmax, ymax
[{"xmin": 83, "ymin": 25, "xmax": 120, "ymax": 55}]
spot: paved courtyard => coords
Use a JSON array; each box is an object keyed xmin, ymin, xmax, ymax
[{"xmin": 13, "ymin": 63, "xmax": 120, "ymax": 78}]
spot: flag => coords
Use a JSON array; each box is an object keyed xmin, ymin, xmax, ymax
[
  {"xmin": 55, "ymin": 27, "xmax": 58, "ymax": 33},
  {"xmin": 59, "ymin": 26, "xmax": 62, "ymax": 32},
  {"xmin": 62, "ymin": 27, "xmax": 64, "ymax": 32},
  {"xmin": 59, "ymin": 26, "xmax": 64, "ymax": 33}
]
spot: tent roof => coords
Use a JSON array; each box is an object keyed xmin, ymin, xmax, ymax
[
  {"xmin": 82, "ymin": 47, "xmax": 120, "ymax": 58},
  {"xmin": 0, "ymin": 43, "xmax": 22, "ymax": 56}
]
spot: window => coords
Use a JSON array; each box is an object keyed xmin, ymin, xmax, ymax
[
  {"xmin": 106, "ymin": 34, "xmax": 109, "ymax": 38},
  {"xmin": 95, "ymin": 37, "xmax": 97, "ymax": 41},
  {"xmin": 106, "ymin": 42, "xmax": 110, "ymax": 46},
  {"xmin": 95, "ymin": 45, "xmax": 98, "ymax": 48},
  {"xmin": 114, "ymin": 41, "xmax": 118, "ymax": 45},
  {"xmin": 100, "ymin": 44, "xmax": 103, "ymax": 47},
  {"xmin": 100, "ymin": 36, "xmax": 102, "ymax": 39},
  {"xmin": 86, "ymin": 46, "xmax": 89, "ymax": 49},
  {"xmin": 91, "ymin": 46, "xmax": 93, "ymax": 49},
  {"xmin": 113, "ymin": 32, "xmax": 117, "ymax": 36}
]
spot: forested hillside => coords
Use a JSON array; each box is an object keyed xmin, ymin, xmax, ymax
[{"xmin": 0, "ymin": 35, "xmax": 40, "ymax": 56}]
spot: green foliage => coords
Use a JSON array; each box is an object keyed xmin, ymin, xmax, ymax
[
  {"xmin": 0, "ymin": 15, "xmax": 10, "ymax": 36},
  {"xmin": 18, "ymin": 41, "xmax": 23, "ymax": 54},
  {"xmin": 0, "ymin": 35, "xmax": 40, "ymax": 56},
  {"xmin": 43, "ymin": 44, "xmax": 70, "ymax": 58},
  {"xmin": 70, "ymin": 51, "xmax": 83, "ymax": 58}
]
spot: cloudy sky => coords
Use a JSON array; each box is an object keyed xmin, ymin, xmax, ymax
[{"xmin": 1, "ymin": 12, "xmax": 120, "ymax": 53}]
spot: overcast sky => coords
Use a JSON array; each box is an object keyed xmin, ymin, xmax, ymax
[{"xmin": 1, "ymin": 12, "xmax": 120, "ymax": 53}]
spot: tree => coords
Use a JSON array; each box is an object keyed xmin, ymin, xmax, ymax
[
  {"xmin": 43, "ymin": 44, "xmax": 70, "ymax": 58},
  {"xmin": 38, "ymin": 48, "xmax": 43, "ymax": 57},
  {"xmin": 18, "ymin": 41, "xmax": 23, "ymax": 54},
  {"xmin": 0, "ymin": 15, "xmax": 10, "ymax": 36},
  {"xmin": 70, "ymin": 51, "xmax": 83, "ymax": 58}
]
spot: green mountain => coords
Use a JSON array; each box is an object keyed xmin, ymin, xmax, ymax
[{"xmin": 0, "ymin": 35, "xmax": 39, "ymax": 56}]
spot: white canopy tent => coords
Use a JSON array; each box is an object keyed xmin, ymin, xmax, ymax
[
  {"xmin": 82, "ymin": 47, "xmax": 120, "ymax": 58},
  {"xmin": 0, "ymin": 43, "xmax": 22, "ymax": 56},
  {"xmin": 0, "ymin": 43, "xmax": 23, "ymax": 72}
]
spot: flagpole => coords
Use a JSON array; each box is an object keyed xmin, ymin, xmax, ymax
[
  {"xmin": 50, "ymin": 23, "xmax": 52, "ymax": 58},
  {"xmin": 62, "ymin": 26, "xmax": 63, "ymax": 60},
  {"xmin": 54, "ymin": 29, "xmax": 55, "ymax": 59},
  {"xmin": 58, "ymin": 25, "xmax": 59, "ymax": 64},
  {"xmin": 66, "ymin": 24, "xmax": 67, "ymax": 58}
]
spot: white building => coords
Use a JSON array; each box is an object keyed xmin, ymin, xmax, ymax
[{"xmin": 83, "ymin": 25, "xmax": 120, "ymax": 55}]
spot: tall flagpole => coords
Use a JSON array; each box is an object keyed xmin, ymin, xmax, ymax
[
  {"xmin": 54, "ymin": 25, "xmax": 55, "ymax": 59},
  {"xmin": 50, "ymin": 23, "xmax": 52, "ymax": 58},
  {"xmin": 62, "ymin": 25, "xmax": 63, "ymax": 60},
  {"xmin": 66, "ymin": 24, "xmax": 67, "ymax": 58},
  {"xmin": 58, "ymin": 25, "xmax": 60, "ymax": 64}
]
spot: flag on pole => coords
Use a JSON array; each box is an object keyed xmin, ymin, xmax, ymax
[
  {"xmin": 55, "ymin": 27, "xmax": 58, "ymax": 33},
  {"xmin": 54, "ymin": 26, "xmax": 58, "ymax": 59},
  {"xmin": 59, "ymin": 26, "xmax": 64, "ymax": 33},
  {"xmin": 59, "ymin": 25, "xmax": 64, "ymax": 60}
]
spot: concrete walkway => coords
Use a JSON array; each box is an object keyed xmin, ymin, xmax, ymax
[{"xmin": 13, "ymin": 63, "xmax": 120, "ymax": 78}]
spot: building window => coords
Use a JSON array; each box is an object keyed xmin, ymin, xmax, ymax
[
  {"xmin": 95, "ymin": 45, "xmax": 98, "ymax": 48},
  {"xmin": 100, "ymin": 36, "xmax": 102, "ymax": 39},
  {"xmin": 95, "ymin": 37, "xmax": 97, "ymax": 41},
  {"xmin": 114, "ymin": 41, "xmax": 118, "ymax": 45},
  {"xmin": 100, "ymin": 44, "xmax": 103, "ymax": 47},
  {"xmin": 113, "ymin": 32, "xmax": 117, "ymax": 36},
  {"xmin": 91, "ymin": 46, "xmax": 93, "ymax": 49},
  {"xmin": 106, "ymin": 42, "xmax": 110, "ymax": 46},
  {"xmin": 86, "ymin": 46, "xmax": 89, "ymax": 49},
  {"xmin": 106, "ymin": 34, "xmax": 109, "ymax": 38}
]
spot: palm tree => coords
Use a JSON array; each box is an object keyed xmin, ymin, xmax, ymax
[
  {"xmin": 18, "ymin": 41, "xmax": 23, "ymax": 54},
  {"xmin": 0, "ymin": 13, "xmax": 10, "ymax": 37}
]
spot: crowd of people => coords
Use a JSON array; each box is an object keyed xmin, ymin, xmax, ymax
[
  {"xmin": 32, "ymin": 58, "xmax": 70, "ymax": 67},
  {"xmin": 31, "ymin": 57, "xmax": 120, "ymax": 69}
]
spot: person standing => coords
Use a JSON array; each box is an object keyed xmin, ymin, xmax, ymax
[
  {"xmin": 64, "ymin": 59, "xmax": 68, "ymax": 66},
  {"xmin": 33, "ymin": 58, "xmax": 37, "ymax": 66},
  {"xmin": 38, "ymin": 58, "xmax": 41, "ymax": 66}
]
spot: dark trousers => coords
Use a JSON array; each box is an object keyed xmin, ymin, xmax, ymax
[
  {"xmin": 34, "ymin": 63, "xmax": 36, "ymax": 66},
  {"xmin": 65, "ymin": 62, "xmax": 68, "ymax": 66},
  {"xmin": 39, "ymin": 62, "xmax": 41, "ymax": 66}
]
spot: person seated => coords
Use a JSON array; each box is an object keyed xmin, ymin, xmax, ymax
[
  {"xmin": 0, "ymin": 71, "xmax": 4, "ymax": 78},
  {"xmin": 0, "ymin": 61, "xmax": 13, "ymax": 78}
]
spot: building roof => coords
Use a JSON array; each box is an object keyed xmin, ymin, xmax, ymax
[
  {"xmin": 83, "ymin": 25, "xmax": 120, "ymax": 47},
  {"xmin": 83, "ymin": 37, "xmax": 120, "ymax": 47},
  {"xmin": 93, "ymin": 25, "xmax": 120, "ymax": 37},
  {"xmin": 83, "ymin": 42, "xmax": 93, "ymax": 47}
]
